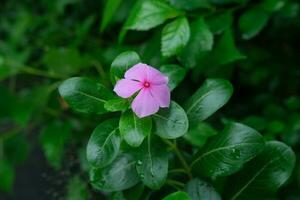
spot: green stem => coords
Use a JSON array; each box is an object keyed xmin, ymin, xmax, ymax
[
  {"xmin": 166, "ymin": 179, "xmax": 185, "ymax": 188},
  {"xmin": 168, "ymin": 168, "xmax": 189, "ymax": 175}
]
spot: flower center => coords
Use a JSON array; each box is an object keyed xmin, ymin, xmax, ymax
[{"xmin": 143, "ymin": 81, "xmax": 150, "ymax": 88}]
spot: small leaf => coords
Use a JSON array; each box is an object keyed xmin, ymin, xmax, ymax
[
  {"xmin": 0, "ymin": 160, "xmax": 14, "ymax": 193},
  {"xmin": 110, "ymin": 51, "xmax": 141, "ymax": 84},
  {"xmin": 160, "ymin": 64, "xmax": 186, "ymax": 91},
  {"xmin": 178, "ymin": 18, "xmax": 213, "ymax": 68},
  {"xmin": 227, "ymin": 141, "xmax": 296, "ymax": 199},
  {"xmin": 100, "ymin": 0, "xmax": 123, "ymax": 32},
  {"xmin": 185, "ymin": 178, "xmax": 221, "ymax": 200},
  {"xmin": 161, "ymin": 17, "xmax": 190, "ymax": 57},
  {"xmin": 163, "ymin": 191, "xmax": 190, "ymax": 200},
  {"xmin": 184, "ymin": 122, "xmax": 217, "ymax": 148},
  {"xmin": 104, "ymin": 98, "xmax": 129, "ymax": 112},
  {"xmin": 136, "ymin": 137, "xmax": 168, "ymax": 189},
  {"xmin": 191, "ymin": 122, "xmax": 265, "ymax": 178},
  {"xmin": 119, "ymin": 110, "xmax": 152, "ymax": 147},
  {"xmin": 184, "ymin": 79, "xmax": 233, "ymax": 125},
  {"xmin": 125, "ymin": 0, "xmax": 181, "ymax": 31},
  {"xmin": 90, "ymin": 153, "xmax": 139, "ymax": 192},
  {"xmin": 239, "ymin": 8, "xmax": 270, "ymax": 40},
  {"xmin": 153, "ymin": 101, "xmax": 189, "ymax": 139},
  {"xmin": 59, "ymin": 77, "xmax": 114, "ymax": 114},
  {"xmin": 86, "ymin": 119, "xmax": 121, "ymax": 168},
  {"xmin": 40, "ymin": 121, "xmax": 71, "ymax": 169}
]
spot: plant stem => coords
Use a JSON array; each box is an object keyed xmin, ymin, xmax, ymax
[
  {"xmin": 168, "ymin": 168, "xmax": 189, "ymax": 175},
  {"xmin": 166, "ymin": 179, "xmax": 185, "ymax": 188}
]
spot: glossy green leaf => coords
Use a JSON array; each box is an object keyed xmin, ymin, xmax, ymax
[
  {"xmin": 100, "ymin": 0, "xmax": 122, "ymax": 32},
  {"xmin": 163, "ymin": 191, "xmax": 190, "ymax": 200},
  {"xmin": 160, "ymin": 64, "xmax": 186, "ymax": 91},
  {"xmin": 119, "ymin": 110, "xmax": 152, "ymax": 147},
  {"xmin": 184, "ymin": 79, "xmax": 233, "ymax": 125},
  {"xmin": 184, "ymin": 122, "xmax": 217, "ymax": 148},
  {"xmin": 239, "ymin": 8, "xmax": 270, "ymax": 40},
  {"xmin": 87, "ymin": 119, "xmax": 121, "ymax": 168},
  {"xmin": 110, "ymin": 51, "xmax": 141, "ymax": 84},
  {"xmin": 161, "ymin": 17, "xmax": 190, "ymax": 57},
  {"xmin": 59, "ymin": 77, "xmax": 114, "ymax": 114},
  {"xmin": 179, "ymin": 18, "xmax": 213, "ymax": 68},
  {"xmin": 136, "ymin": 137, "xmax": 168, "ymax": 189},
  {"xmin": 66, "ymin": 176, "xmax": 89, "ymax": 200},
  {"xmin": 40, "ymin": 121, "xmax": 71, "ymax": 169},
  {"xmin": 125, "ymin": 0, "xmax": 181, "ymax": 31},
  {"xmin": 207, "ymin": 11, "xmax": 233, "ymax": 34},
  {"xmin": 227, "ymin": 141, "xmax": 296, "ymax": 200},
  {"xmin": 153, "ymin": 101, "xmax": 189, "ymax": 139},
  {"xmin": 167, "ymin": 0, "xmax": 212, "ymax": 10},
  {"xmin": 185, "ymin": 178, "xmax": 221, "ymax": 200},
  {"xmin": 90, "ymin": 153, "xmax": 139, "ymax": 192},
  {"xmin": 191, "ymin": 122, "xmax": 265, "ymax": 178},
  {"xmin": 0, "ymin": 160, "xmax": 14, "ymax": 193},
  {"xmin": 104, "ymin": 98, "xmax": 129, "ymax": 112}
]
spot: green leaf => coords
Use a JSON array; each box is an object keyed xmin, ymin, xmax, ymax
[
  {"xmin": 59, "ymin": 77, "xmax": 114, "ymax": 114},
  {"xmin": 90, "ymin": 153, "xmax": 139, "ymax": 192},
  {"xmin": 0, "ymin": 159, "xmax": 14, "ymax": 193},
  {"xmin": 161, "ymin": 17, "xmax": 190, "ymax": 57},
  {"xmin": 87, "ymin": 119, "xmax": 121, "ymax": 168},
  {"xmin": 227, "ymin": 141, "xmax": 296, "ymax": 200},
  {"xmin": 0, "ymin": 56, "xmax": 23, "ymax": 80},
  {"xmin": 239, "ymin": 8, "xmax": 270, "ymax": 40},
  {"xmin": 153, "ymin": 101, "xmax": 189, "ymax": 139},
  {"xmin": 160, "ymin": 64, "xmax": 186, "ymax": 91},
  {"xmin": 40, "ymin": 121, "xmax": 71, "ymax": 169},
  {"xmin": 185, "ymin": 178, "xmax": 221, "ymax": 200},
  {"xmin": 66, "ymin": 176, "xmax": 89, "ymax": 200},
  {"xmin": 136, "ymin": 137, "xmax": 168, "ymax": 189},
  {"xmin": 110, "ymin": 51, "xmax": 141, "ymax": 84},
  {"xmin": 104, "ymin": 98, "xmax": 129, "ymax": 112},
  {"xmin": 191, "ymin": 122, "xmax": 265, "ymax": 178},
  {"xmin": 125, "ymin": 0, "xmax": 181, "ymax": 31},
  {"xmin": 260, "ymin": 0, "xmax": 285, "ymax": 12},
  {"xmin": 178, "ymin": 18, "xmax": 213, "ymax": 68},
  {"xmin": 184, "ymin": 122, "xmax": 217, "ymax": 148},
  {"xmin": 210, "ymin": 28, "xmax": 246, "ymax": 65},
  {"xmin": 43, "ymin": 48, "xmax": 84, "ymax": 76},
  {"xmin": 209, "ymin": 0, "xmax": 246, "ymax": 5},
  {"xmin": 167, "ymin": 0, "xmax": 212, "ymax": 10},
  {"xmin": 184, "ymin": 79, "xmax": 233, "ymax": 125},
  {"xmin": 100, "ymin": 0, "xmax": 123, "ymax": 32},
  {"xmin": 163, "ymin": 191, "xmax": 190, "ymax": 200},
  {"xmin": 119, "ymin": 110, "xmax": 152, "ymax": 147},
  {"xmin": 207, "ymin": 11, "xmax": 233, "ymax": 34}
]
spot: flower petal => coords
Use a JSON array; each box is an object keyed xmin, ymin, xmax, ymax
[
  {"xmin": 146, "ymin": 65, "xmax": 168, "ymax": 85},
  {"xmin": 132, "ymin": 88, "xmax": 160, "ymax": 118},
  {"xmin": 113, "ymin": 79, "xmax": 142, "ymax": 98},
  {"xmin": 124, "ymin": 63, "xmax": 148, "ymax": 82},
  {"xmin": 150, "ymin": 84, "xmax": 170, "ymax": 107}
]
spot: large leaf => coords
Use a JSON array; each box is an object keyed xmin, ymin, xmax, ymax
[
  {"xmin": 100, "ymin": 0, "xmax": 123, "ymax": 32},
  {"xmin": 59, "ymin": 77, "xmax": 114, "ymax": 114},
  {"xmin": 185, "ymin": 178, "xmax": 221, "ymax": 200},
  {"xmin": 239, "ymin": 8, "xmax": 270, "ymax": 40},
  {"xmin": 104, "ymin": 98, "xmax": 129, "ymax": 112},
  {"xmin": 160, "ymin": 64, "xmax": 186, "ymax": 91},
  {"xmin": 90, "ymin": 153, "xmax": 139, "ymax": 192},
  {"xmin": 226, "ymin": 141, "xmax": 296, "ymax": 200},
  {"xmin": 161, "ymin": 17, "xmax": 190, "ymax": 57},
  {"xmin": 124, "ymin": 0, "xmax": 181, "ymax": 31},
  {"xmin": 40, "ymin": 121, "xmax": 71, "ymax": 169},
  {"xmin": 163, "ymin": 191, "xmax": 190, "ymax": 200},
  {"xmin": 119, "ymin": 110, "xmax": 152, "ymax": 147},
  {"xmin": 178, "ymin": 18, "xmax": 213, "ymax": 68},
  {"xmin": 184, "ymin": 79, "xmax": 233, "ymax": 125},
  {"xmin": 191, "ymin": 122, "xmax": 265, "ymax": 178},
  {"xmin": 136, "ymin": 137, "xmax": 168, "ymax": 189},
  {"xmin": 153, "ymin": 101, "xmax": 189, "ymax": 139},
  {"xmin": 86, "ymin": 119, "xmax": 121, "ymax": 168},
  {"xmin": 110, "ymin": 51, "xmax": 141, "ymax": 84}
]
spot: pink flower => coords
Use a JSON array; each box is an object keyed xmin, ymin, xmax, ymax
[{"xmin": 113, "ymin": 63, "xmax": 170, "ymax": 118}]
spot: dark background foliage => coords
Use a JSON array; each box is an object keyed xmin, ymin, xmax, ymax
[{"xmin": 0, "ymin": 0, "xmax": 299, "ymax": 199}]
